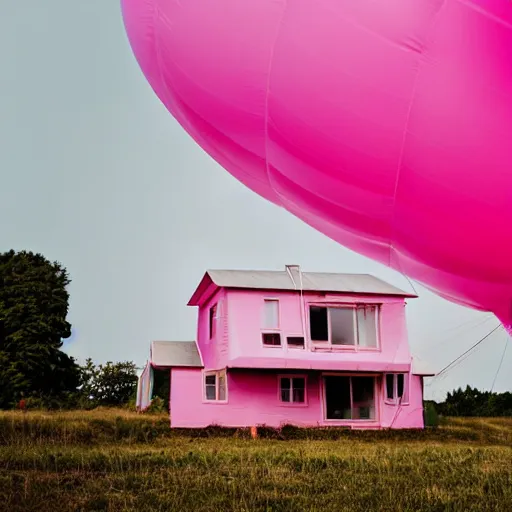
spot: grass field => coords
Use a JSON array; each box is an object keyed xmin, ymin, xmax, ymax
[{"xmin": 0, "ymin": 409, "xmax": 511, "ymax": 511}]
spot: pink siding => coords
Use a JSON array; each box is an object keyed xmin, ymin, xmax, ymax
[
  {"xmin": 225, "ymin": 289, "xmax": 412, "ymax": 371},
  {"xmin": 170, "ymin": 368, "xmax": 424, "ymax": 429},
  {"xmin": 196, "ymin": 288, "xmax": 229, "ymax": 369}
]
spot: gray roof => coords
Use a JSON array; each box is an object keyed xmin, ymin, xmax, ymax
[
  {"xmin": 411, "ymin": 355, "xmax": 436, "ymax": 376},
  {"xmin": 204, "ymin": 268, "xmax": 416, "ymax": 297},
  {"xmin": 150, "ymin": 341, "xmax": 202, "ymax": 368}
]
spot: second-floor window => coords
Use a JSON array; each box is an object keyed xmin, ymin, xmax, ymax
[
  {"xmin": 263, "ymin": 299, "xmax": 279, "ymax": 329},
  {"xmin": 309, "ymin": 305, "xmax": 379, "ymax": 348},
  {"xmin": 209, "ymin": 303, "xmax": 217, "ymax": 339}
]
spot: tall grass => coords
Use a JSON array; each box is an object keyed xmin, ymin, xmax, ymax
[{"xmin": 0, "ymin": 410, "xmax": 511, "ymax": 511}]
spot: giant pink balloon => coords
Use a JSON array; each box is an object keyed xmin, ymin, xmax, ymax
[{"xmin": 121, "ymin": 0, "xmax": 512, "ymax": 329}]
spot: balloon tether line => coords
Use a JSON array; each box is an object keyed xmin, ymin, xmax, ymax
[
  {"xmin": 490, "ymin": 335, "xmax": 508, "ymax": 393},
  {"xmin": 435, "ymin": 324, "xmax": 503, "ymax": 379}
]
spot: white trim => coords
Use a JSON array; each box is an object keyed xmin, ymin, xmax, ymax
[
  {"xmin": 278, "ymin": 374, "xmax": 308, "ymax": 406},
  {"xmin": 384, "ymin": 372, "xmax": 410, "ymax": 406},
  {"xmin": 202, "ymin": 369, "xmax": 228, "ymax": 403}
]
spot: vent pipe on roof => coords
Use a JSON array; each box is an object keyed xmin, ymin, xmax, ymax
[
  {"xmin": 285, "ymin": 264, "xmax": 300, "ymax": 289},
  {"xmin": 285, "ymin": 265, "xmax": 309, "ymax": 350}
]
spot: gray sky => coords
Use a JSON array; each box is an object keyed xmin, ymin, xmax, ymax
[{"xmin": 1, "ymin": 0, "xmax": 509, "ymax": 402}]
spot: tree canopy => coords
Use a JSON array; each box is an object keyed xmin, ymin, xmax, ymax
[
  {"xmin": 0, "ymin": 250, "xmax": 80, "ymax": 407},
  {"xmin": 80, "ymin": 359, "xmax": 138, "ymax": 407}
]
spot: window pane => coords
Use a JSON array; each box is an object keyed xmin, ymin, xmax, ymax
[
  {"xmin": 209, "ymin": 304, "xmax": 217, "ymax": 339},
  {"xmin": 293, "ymin": 377, "xmax": 305, "ymax": 390},
  {"xmin": 397, "ymin": 374, "xmax": 404, "ymax": 399},
  {"xmin": 263, "ymin": 333, "xmax": 281, "ymax": 346},
  {"xmin": 205, "ymin": 374, "xmax": 217, "ymax": 400},
  {"xmin": 330, "ymin": 308, "xmax": 355, "ymax": 345},
  {"xmin": 385, "ymin": 374, "xmax": 394, "ymax": 400},
  {"xmin": 356, "ymin": 306, "xmax": 378, "ymax": 347},
  {"xmin": 310, "ymin": 306, "xmax": 328, "ymax": 341},
  {"xmin": 351, "ymin": 377, "xmax": 375, "ymax": 420},
  {"xmin": 280, "ymin": 378, "xmax": 290, "ymax": 402},
  {"xmin": 218, "ymin": 374, "xmax": 226, "ymax": 401},
  {"xmin": 287, "ymin": 336, "xmax": 305, "ymax": 348},
  {"xmin": 293, "ymin": 388, "xmax": 305, "ymax": 403},
  {"xmin": 325, "ymin": 376, "xmax": 351, "ymax": 419},
  {"xmin": 263, "ymin": 299, "xmax": 279, "ymax": 329},
  {"xmin": 205, "ymin": 385, "xmax": 216, "ymax": 400},
  {"xmin": 292, "ymin": 377, "xmax": 305, "ymax": 403}
]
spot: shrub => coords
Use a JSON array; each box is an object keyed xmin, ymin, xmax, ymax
[{"xmin": 424, "ymin": 401, "xmax": 439, "ymax": 428}]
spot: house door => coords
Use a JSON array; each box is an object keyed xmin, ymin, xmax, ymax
[{"xmin": 324, "ymin": 376, "xmax": 376, "ymax": 420}]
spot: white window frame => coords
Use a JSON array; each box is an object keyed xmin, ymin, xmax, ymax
[
  {"xmin": 203, "ymin": 369, "xmax": 228, "ymax": 403},
  {"xmin": 208, "ymin": 303, "xmax": 218, "ymax": 340},
  {"xmin": 261, "ymin": 331, "xmax": 282, "ymax": 348},
  {"xmin": 278, "ymin": 374, "xmax": 308, "ymax": 406},
  {"xmin": 286, "ymin": 335, "xmax": 306, "ymax": 350},
  {"xmin": 308, "ymin": 303, "xmax": 380, "ymax": 350},
  {"xmin": 384, "ymin": 373, "xmax": 409, "ymax": 406},
  {"xmin": 321, "ymin": 373, "xmax": 379, "ymax": 422}
]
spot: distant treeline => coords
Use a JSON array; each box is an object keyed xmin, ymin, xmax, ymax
[{"xmin": 432, "ymin": 386, "xmax": 512, "ymax": 417}]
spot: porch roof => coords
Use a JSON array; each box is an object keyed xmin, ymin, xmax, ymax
[{"xmin": 150, "ymin": 340, "xmax": 203, "ymax": 368}]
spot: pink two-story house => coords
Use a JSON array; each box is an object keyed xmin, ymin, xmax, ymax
[{"xmin": 137, "ymin": 266, "xmax": 434, "ymax": 429}]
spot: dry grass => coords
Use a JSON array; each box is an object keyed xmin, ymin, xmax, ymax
[{"xmin": 0, "ymin": 410, "xmax": 511, "ymax": 511}]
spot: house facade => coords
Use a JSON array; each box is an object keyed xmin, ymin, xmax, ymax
[{"xmin": 137, "ymin": 266, "xmax": 434, "ymax": 429}]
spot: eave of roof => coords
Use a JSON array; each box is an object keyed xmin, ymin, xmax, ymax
[{"xmin": 187, "ymin": 268, "xmax": 417, "ymax": 306}]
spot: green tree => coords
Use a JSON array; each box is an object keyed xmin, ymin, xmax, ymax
[
  {"xmin": 80, "ymin": 359, "xmax": 138, "ymax": 407},
  {"xmin": 0, "ymin": 250, "xmax": 80, "ymax": 408}
]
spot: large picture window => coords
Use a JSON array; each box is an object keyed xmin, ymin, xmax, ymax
[
  {"xmin": 209, "ymin": 303, "xmax": 217, "ymax": 339},
  {"xmin": 324, "ymin": 375, "xmax": 376, "ymax": 420},
  {"xmin": 309, "ymin": 305, "xmax": 379, "ymax": 348}
]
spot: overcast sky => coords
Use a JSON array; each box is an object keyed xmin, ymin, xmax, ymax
[{"xmin": 1, "ymin": 1, "xmax": 509, "ymax": 401}]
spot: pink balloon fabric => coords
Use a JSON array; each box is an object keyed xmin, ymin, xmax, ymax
[{"xmin": 121, "ymin": 0, "xmax": 512, "ymax": 330}]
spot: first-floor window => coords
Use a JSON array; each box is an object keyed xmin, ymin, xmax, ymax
[
  {"xmin": 204, "ymin": 370, "xmax": 227, "ymax": 401},
  {"xmin": 324, "ymin": 375, "xmax": 376, "ymax": 420},
  {"xmin": 385, "ymin": 373, "xmax": 408, "ymax": 404},
  {"xmin": 279, "ymin": 376, "xmax": 306, "ymax": 404},
  {"xmin": 209, "ymin": 303, "xmax": 217, "ymax": 339}
]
